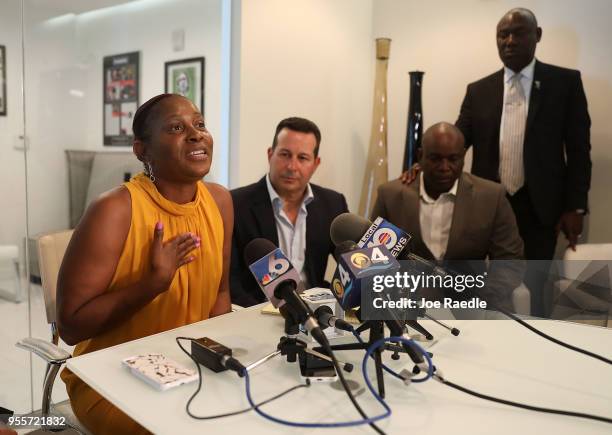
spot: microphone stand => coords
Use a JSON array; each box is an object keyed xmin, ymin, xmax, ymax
[
  {"xmin": 245, "ymin": 307, "xmax": 354, "ymax": 375},
  {"xmin": 396, "ymin": 282, "xmax": 461, "ymax": 339},
  {"xmin": 405, "ymin": 319, "xmax": 434, "ymax": 340},
  {"xmin": 320, "ymin": 284, "xmax": 454, "ymax": 398},
  {"xmin": 422, "ymin": 312, "xmax": 460, "ymax": 336},
  {"xmin": 246, "ymin": 305, "xmax": 439, "ymax": 399},
  {"xmin": 404, "ymin": 308, "xmax": 460, "ymax": 339},
  {"xmin": 316, "ymin": 311, "xmax": 429, "ymax": 399}
]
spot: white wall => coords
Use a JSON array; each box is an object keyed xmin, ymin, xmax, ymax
[
  {"xmin": 230, "ymin": 0, "xmax": 374, "ymax": 212},
  {"xmin": 373, "ymin": 0, "xmax": 612, "ymax": 243},
  {"xmin": 23, "ymin": 0, "xmax": 227, "ymax": 236},
  {"xmin": 74, "ymin": 0, "xmax": 225, "ymax": 162},
  {"xmin": 17, "ymin": 0, "xmax": 611, "ymax": 241},
  {"xmin": 231, "ymin": 0, "xmax": 612, "ymax": 245}
]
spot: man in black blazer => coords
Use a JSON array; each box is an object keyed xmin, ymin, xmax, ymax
[
  {"xmin": 456, "ymin": 8, "xmax": 591, "ymax": 259},
  {"xmin": 230, "ymin": 117, "xmax": 349, "ymax": 307},
  {"xmin": 455, "ymin": 8, "xmax": 591, "ymax": 315}
]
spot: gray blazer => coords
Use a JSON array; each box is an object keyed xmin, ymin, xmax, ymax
[
  {"xmin": 372, "ymin": 172, "xmax": 523, "ymax": 261},
  {"xmin": 371, "ymin": 173, "xmax": 524, "ymax": 310}
]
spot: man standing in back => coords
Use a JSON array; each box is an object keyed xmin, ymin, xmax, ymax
[{"xmin": 455, "ymin": 8, "xmax": 592, "ymax": 315}]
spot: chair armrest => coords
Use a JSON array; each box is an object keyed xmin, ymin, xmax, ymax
[{"xmin": 16, "ymin": 337, "xmax": 71, "ymax": 364}]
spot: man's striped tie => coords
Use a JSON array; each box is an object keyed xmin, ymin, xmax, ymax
[{"xmin": 500, "ymin": 73, "xmax": 527, "ymax": 195}]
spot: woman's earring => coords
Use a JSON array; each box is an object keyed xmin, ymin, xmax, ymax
[{"xmin": 145, "ymin": 161, "xmax": 155, "ymax": 183}]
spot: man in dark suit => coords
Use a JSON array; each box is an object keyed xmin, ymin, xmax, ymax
[
  {"xmin": 230, "ymin": 117, "xmax": 349, "ymax": 307},
  {"xmin": 456, "ymin": 8, "xmax": 591, "ymax": 258},
  {"xmin": 455, "ymin": 8, "xmax": 591, "ymax": 315},
  {"xmin": 374, "ymin": 123, "xmax": 524, "ymax": 311}
]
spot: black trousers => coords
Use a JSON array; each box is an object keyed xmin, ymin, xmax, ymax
[{"xmin": 507, "ymin": 186, "xmax": 558, "ymax": 317}]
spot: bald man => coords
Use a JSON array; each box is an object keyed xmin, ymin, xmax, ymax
[
  {"xmin": 372, "ymin": 123, "xmax": 524, "ymax": 310},
  {"xmin": 455, "ymin": 8, "xmax": 591, "ymax": 315},
  {"xmin": 457, "ymin": 8, "xmax": 591, "ymax": 252}
]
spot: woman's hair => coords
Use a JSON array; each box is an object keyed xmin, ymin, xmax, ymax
[{"xmin": 132, "ymin": 93, "xmax": 175, "ymax": 141}]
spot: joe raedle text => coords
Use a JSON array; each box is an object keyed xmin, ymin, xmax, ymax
[{"xmin": 371, "ymin": 297, "xmax": 488, "ymax": 310}]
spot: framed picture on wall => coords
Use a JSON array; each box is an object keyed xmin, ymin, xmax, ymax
[
  {"xmin": 164, "ymin": 57, "xmax": 205, "ymax": 114},
  {"xmin": 0, "ymin": 45, "xmax": 6, "ymax": 116},
  {"xmin": 103, "ymin": 51, "xmax": 139, "ymax": 146}
]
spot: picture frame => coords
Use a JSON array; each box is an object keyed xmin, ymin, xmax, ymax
[
  {"xmin": 0, "ymin": 45, "xmax": 6, "ymax": 116},
  {"xmin": 164, "ymin": 57, "xmax": 205, "ymax": 114},
  {"xmin": 103, "ymin": 51, "xmax": 139, "ymax": 146}
]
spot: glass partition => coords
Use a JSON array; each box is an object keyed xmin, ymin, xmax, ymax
[{"xmin": 0, "ymin": 0, "xmax": 30, "ymax": 416}]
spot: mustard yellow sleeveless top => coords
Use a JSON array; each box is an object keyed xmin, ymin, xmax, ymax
[{"xmin": 63, "ymin": 172, "xmax": 223, "ymax": 369}]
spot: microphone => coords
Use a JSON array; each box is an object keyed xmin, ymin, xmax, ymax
[
  {"xmin": 330, "ymin": 213, "xmax": 451, "ymax": 277},
  {"xmin": 330, "ymin": 213, "xmax": 410, "ymax": 255},
  {"xmin": 333, "ymin": 240, "xmax": 359, "ymax": 261},
  {"xmin": 299, "ymin": 288, "xmax": 346, "ymax": 340},
  {"xmin": 314, "ymin": 305, "xmax": 353, "ymax": 332},
  {"xmin": 330, "ymin": 213, "xmax": 459, "ymax": 342},
  {"xmin": 244, "ymin": 237, "xmax": 305, "ymax": 308},
  {"xmin": 331, "ymin": 240, "xmax": 426, "ymax": 363},
  {"xmin": 330, "ymin": 213, "xmax": 371, "ymax": 247},
  {"xmin": 333, "ymin": 243, "xmax": 401, "ymax": 310},
  {"xmin": 245, "ymin": 238, "xmax": 327, "ymax": 346},
  {"xmin": 329, "ymin": 241, "xmax": 358, "ymax": 303},
  {"xmin": 358, "ymin": 216, "xmax": 411, "ymax": 257}
]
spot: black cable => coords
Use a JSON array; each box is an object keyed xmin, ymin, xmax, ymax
[
  {"xmin": 434, "ymin": 373, "xmax": 612, "ymax": 424},
  {"xmin": 320, "ymin": 338, "xmax": 387, "ymax": 435},
  {"xmin": 494, "ymin": 305, "xmax": 612, "ymax": 365},
  {"xmin": 176, "ymin": 337, "xmax": 310, "ymax": 420}
]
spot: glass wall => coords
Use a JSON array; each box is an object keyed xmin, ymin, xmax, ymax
[
  {"xmin": 0, "ymin": 0, "xmax": 30, "ymax": 416},
  {"xmin": 0, "ymin": 0, "xmax": 230, "ymax": 416}
]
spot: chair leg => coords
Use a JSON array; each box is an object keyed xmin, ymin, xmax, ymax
[
  {"xmin": 42, "ymin": 363, "xmax": 61, "ymax": 418},
  {"xmin": 43, "ymin": 325, "xmax": 61, "ymax": 392}
]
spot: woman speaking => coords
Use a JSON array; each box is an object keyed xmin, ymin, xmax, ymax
[{"xmin": 57, "ymin": 94, "xmax": 233, "ymax": 434}]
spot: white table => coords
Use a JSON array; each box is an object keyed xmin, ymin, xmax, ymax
[{"xmin": 67, "ymin": 306, "xmax": 612, "ymax": 434}]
